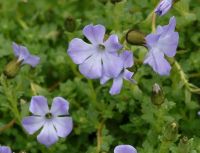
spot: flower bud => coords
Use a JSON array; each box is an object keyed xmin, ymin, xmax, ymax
[
  {"xmin": 178, "ymin": 136, "xmax": 190, "ymax": 153},
  {"xmin": 64, "ymin": 16, "xmax": 76, "ymax": 32},
  {"xmin": 151, "ymin": 83, "xmax": 165, "ymax": 106},
  {"xmin": 3, "ymin": 59, "xmax": 22, "ymax": 78},
  {"xmin": 163, "ymin": 122, "xmax": 178, "ymax": 141},
  {"xmin": 126, "ymin": 30, "xmax": 146, "ymax": 46}
]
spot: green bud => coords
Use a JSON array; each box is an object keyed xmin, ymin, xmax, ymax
[
  {"xmin": 126, "ymin": 30, "xmax": 146, "ymax": 46},
  {"xmin": 151, "ymin": 83, "xmax": 165, "ymax": 106},
  {"xmin": 64, "ymin": 16, "xmax": 76, "ymax": 32},
  {"xmin": 3, "ymin": 59, "xmax": 22, "ymax": 78},
  {"xmin": 110, "ymin": 0, "xmax": 123, "ymax": 4},
  {"xmin": 178, "ymin": 136, "xmax": 190, "ymax": 153},
  {"xmin": 163, "ymin": 122, "xmax": 178, "ymax": 141}
]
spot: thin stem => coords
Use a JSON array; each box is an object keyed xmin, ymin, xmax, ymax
[
  {"xmin": 0, "ymin": 119, "xmax": 15, "ymax": 133},
  {"xmin": 152, "ymin": 12, "xmax": 156, "ymax": 33},
  {"xmin": 88, "ymin": 80, "xmax": 97, "ymax": 105},
  {"xmin": 96, "ymin": 120, "xmax": 105, "ymax": 153},
  {"xmin": 172, "ymin": 60, "xmax": 200, "ymax": 94}
]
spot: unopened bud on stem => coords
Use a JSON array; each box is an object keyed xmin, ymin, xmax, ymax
[
  {"xmin": 126, "ymin": 30, "xmax": 146, "ymax": 46},
  {"xmin": 64, "ymin": 16, "xmax": 76, "ymax": 32},
  {"xmin": 163, "ymin": 122, "xmax": 178, "ymax": 141},
  {"xmin": 178, "ymin": 136, "xmax": 190, "ymax": 153},
  {"xmin": 151, "ymin": 83, "xmax": 165, "ymax": 106},
  {"xmin": 3, "ymin": 59, "xmax": 22, "ymax": 78}
]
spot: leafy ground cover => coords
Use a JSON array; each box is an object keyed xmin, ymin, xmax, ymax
[{"xmin": 0, "ymin": 0, "xmax": 200, "ymax": 152}]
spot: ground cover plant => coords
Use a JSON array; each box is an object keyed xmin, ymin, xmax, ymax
[{"xmin": 0, "ymin": 0, "xmax": 200, "ymax": 153}]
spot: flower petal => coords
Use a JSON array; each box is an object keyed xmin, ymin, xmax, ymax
[
  {"xmin": 100, "ymin": 75, "xmax": 110, "ymax": 85},
  {"xmin": 121, "ymin": 51, "xmax": 133, "ymax": 68},
  {"xmin": 109, "ymin": 76, "xmax": 123, "ymax": 95},
  {"xmin": 79, "ymin": 53, "xmax": 102, "ymax": 79},
  {"xmin": 17, "ymin": 46, "xmax": 30, "ymax": 62},
  {"xmin": 22, "ymin": 116, "xmax": 45, "ymax": 134},
  {"xmin": 12, "ymin": 42, "xmax": 20, "ymax": 57},
  {"xmin": 50, "ymin": 97, "xmax": 69, "ymax": 116},
  {"xmin": 114, "ymin": 145, "xmax": 137, "ymax": 153},
  {"xmin": 22, "ymin": 55, "xmax": 40, "ymax": 67},
  {"xmin": 68, "ymin": 38, "xmax": 94, "ymax": 64},
  {"xmin": 104, "ymin": 34, "xmax": 123, "ymax": 52},
  {"xmin": 0, "ymin": 146, "xmax": 12, "ymax": 153},
  {"xmin": 158, "ymin": 32, "xmax": 179, "ymax": 57},
  {"xmin": 144, "ymin": 48, "xmax": 171, "ymax": 76},
  {"xmin": 102, "ymin": 52, "xmax": 123, "ymax": 77},
  {"xmin": 123, "ymin": 69, "xmax": 134, "ymax": 81},
  {"xmin": 53, "ymin": 117, "xmax": 73, "ymax": 138},
  {"xmin": 37, "ymin": 122, "xmax": 58, "ymax": 147},
  {"xmin": 157, "ymin": 16, "xmax": 176, "ymax": 34},
  {"xmin": 30, "ymin": 96, "xmax": 49, "ymax": 116},
  {"xmin": 145, "ymin": 33, "xmax": 160, "ymax": 48},
  {"xmin": 83, "ymin": 24, "xmax": 105, "ymax": 44}
]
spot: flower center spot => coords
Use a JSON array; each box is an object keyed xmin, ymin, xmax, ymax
[
  {"xmin": 45, "ymin": 113, "xmax": 53, "ymax": 119},
  {"xmin": 98, "ymin": 44, "xmax": 105, "ymax": 51}
]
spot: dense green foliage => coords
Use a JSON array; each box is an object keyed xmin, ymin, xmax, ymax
[{"xmin": 0, "ymin": 0, "xmax": 200, "ymax": 152}]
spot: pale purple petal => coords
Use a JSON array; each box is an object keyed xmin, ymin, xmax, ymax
[
  {"xmin": 12, "ymin": 42, "xmax": 40, "ymax": 67},
  {"xmin": 12, "ymin": 42, "xmax": 20, "ymax": 57},
  {"xmin": 22, "ymin": 55, "xmax": 40, "ymax": 67},
  {"xmin": 50, "ymin": 97, "xmax": 69, "ymax": 116},
  {"xmin": 102, "ymin": 52, "xmax": 123, "ymax": 77},
  {"xmin": 109, "ymin": 76, "xmax": 123, "ymax": 95},
  {"xmin": 114, "ymin": 145, "xmax": 137, "ymax": 153},
  {"xmin": 100, "ymin": 75, "xmax": 110, "ymax": 85},
  {"xmin": 68, "ymin": 38, "xmax": 94, "ymax": 64},
  {"xmin": 79, "ymin": 53, "xmax": 102, "ymax": 79},
  {"xmin": 155, "ymin": 0, "xmax": 172, "ymax": 16},
  {"xmin": 121, "ymin": 51, "xmax": 133, "ymax": 68},
  {"xmin": 17, "ymin": 46, "xmax": 30, "ymax": 62},
  {"xmin": 158, "ymin": 32, "xmax": 179, "ymax": 57},
  {"xmin": 197, "ymin": 111, "xmax": 200, "ymax": 116},
  {"xmin": 22, "ymin": 116, "xmax": 45, "ymax": 134},
  {"xmin": 0, "ymin": 146, "xmax": 12, "ymax": 153},
  {"xmin": 53, "ymin": 117, "xmax": 73, "ymax": 138},
  {"xmin": 123, "ymin": 69, "xmax": 136, "ymax": 84},
  {"xmin": 144, "ymin": 48, "xmax": 171, "ymax": 75},
  {"xmin": 157, "ymin": 17, "xmax": 176, "ymax": 34},
  {"xmin": 145, "ymin": 33, "xmax": 160, "ymax": 48},
  {"xmin": 104, "ymin": 35, "xmax": 123, "ymax": 52},
  {"xmin": 30, "ymin": 96, "xmax": 49, "ymax": 116},
  {"xmin": 123, "ymin": 69, "xmax": 134, "ymax": 81},
  {"xmin": 83, "ymin": 24, "xmax": 105, "ymax": 44},
  {"xmin": 37, "ymin": 122, "xmax": 58, "ymax": 147}
]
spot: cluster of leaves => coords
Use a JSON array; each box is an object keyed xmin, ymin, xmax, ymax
[{"xmin": 0, "ymin": 0, "xmax": 199, "ymax": 152}]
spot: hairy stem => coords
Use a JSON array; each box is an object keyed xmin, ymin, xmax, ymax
[{"xmin": 96, "ymin": 120, "xmax": 105, "ymax": 153}]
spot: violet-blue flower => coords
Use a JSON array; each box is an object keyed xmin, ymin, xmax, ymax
[
  {"xmin": 114, "ymin": 145, "xmax": 137, "ymax": 153},
  {"xmin": 0, "ymin": 146, "xmax": 12, "ymax": 153},
  {"xmin": 155, "ymin": 0, "xmax": 173, "ymax": 16},
  {"xmin": 12, "ymin": 42, "xmax": 40, "ymax": 67},
  {"xmin": 101, "ymin": 51, "xmax": 135, "ymax": 95},
  {"xmin": 22, "ymin": 96, "xmax": 73, "ymax": 147},
  {"xmin": 144, "ymin": 16, "xmax": 179, "ymax": 76},
  {"xmin": 67, "ymin": 24, "xmax": 123, "ymax": 79}
]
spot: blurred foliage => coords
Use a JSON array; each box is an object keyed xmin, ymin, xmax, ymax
[{"xmin": 0, "ymin": 0, "xmax": 200, "ymax": 153}]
